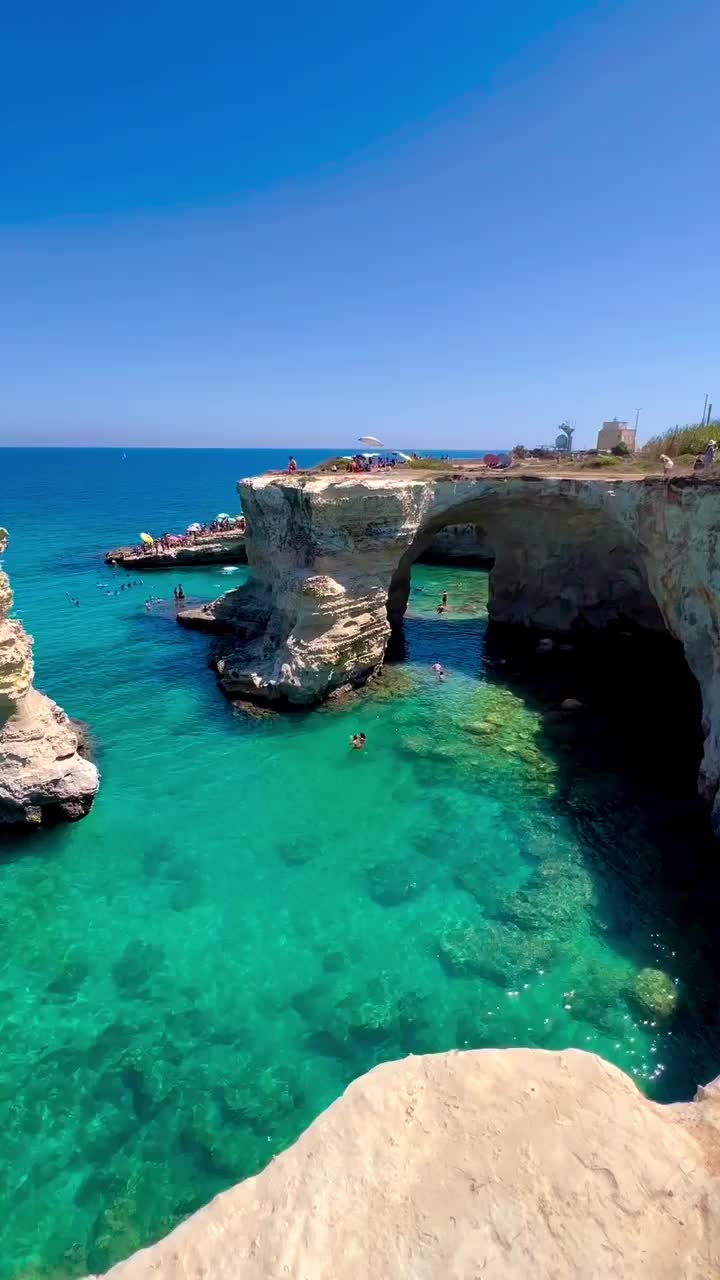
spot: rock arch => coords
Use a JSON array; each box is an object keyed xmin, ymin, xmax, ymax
[
  {"xmin": 386, "ymin": 486, "xmax": 663, "ymax": 635},
  {"xmin": 209, "ymin": 471, "xmax": 720, "ymax": 830}
]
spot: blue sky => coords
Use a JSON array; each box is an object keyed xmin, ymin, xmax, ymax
[{"xmin": 1, "ymin": 0, "xmax": 718, "ymax": 449}]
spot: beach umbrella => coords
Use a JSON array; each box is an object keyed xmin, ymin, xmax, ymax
[
  {"xmin": 140, "ymin": 532, "xmax": 154, "ymax": 545},
  {"xmin": 359, "ymin": 435, "xmax": 383, "ymax": 447},
  {"xmin": 166, "ymin": 535, "xmax": 182, "ymax": 544},
  {"xmin": 186, "ymin": 522, "xmax": 202, "ymax": 533},
  {"xmin": 394, "ymin": 451, "xmax": 412, "ymax": 462}
]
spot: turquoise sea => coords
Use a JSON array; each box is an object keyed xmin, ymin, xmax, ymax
[{"xmin": 2, "ymin": 447, "xmax": 720, "ymax": 1278}]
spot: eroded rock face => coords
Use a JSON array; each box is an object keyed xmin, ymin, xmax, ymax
[
  {"xmin": 0, "ymin": 533, "xmax": 99, "ymax": 827},
  {"xmin": 208, "ymin": 472, "xmax": 720, "ymax": 825},
  {"xmin": 421, "ymin": 522, "xmax": 494, "ymax": 563},
  {"xmin": 97, "ymin": 1048, "xmax": 720, "ymax": 1280}
]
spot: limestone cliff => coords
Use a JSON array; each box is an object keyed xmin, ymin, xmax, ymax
[
  {"xmin": 97, "ymin": 1048, "xmax": 720, "ymax": 1279},
  {"xmin": 208, "ymin": 471, "xmax": 720, "ymax": 823},
  {"xmin": 0, "ymin": 531, "xmax": 99, "ymax": 827}
]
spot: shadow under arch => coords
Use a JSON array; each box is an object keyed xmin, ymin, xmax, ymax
[
  {"xmin": 393, "ymin": 553, "xmax": 716, "ymax": 1101},
  {"xmin": 386, "ymin": 485, "xmax": 666, "ymax": 638}
]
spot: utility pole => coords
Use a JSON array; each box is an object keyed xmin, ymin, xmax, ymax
[
  {"xmin": 633, "ymin": 407, "xmax": 642, "ymax": 433},
  {"xmin": 702, "ymin": 394, "xmax": 709, "ymax": 425}
]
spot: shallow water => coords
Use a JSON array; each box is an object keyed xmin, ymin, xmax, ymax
[{"xmin": 2, "ymin": 448, "xmax": 720, "ymax": 1278}]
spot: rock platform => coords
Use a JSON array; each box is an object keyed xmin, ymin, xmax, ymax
[{"xmin": 97, "ymin": 1048, "xmax": 720, "ymax": 1279}]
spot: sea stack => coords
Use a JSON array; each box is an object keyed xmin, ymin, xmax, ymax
[{"xmin": 0, "ymin": 529, "xmax": 99, "ymax": 827}]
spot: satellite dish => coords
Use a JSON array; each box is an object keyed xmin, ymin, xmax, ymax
[{"xmin": 555, "ymin": 433, "xmax": 569, "ymax": 451}]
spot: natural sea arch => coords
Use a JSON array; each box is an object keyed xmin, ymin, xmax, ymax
[
  {"xmin": 386, "ymin": 487, "xmax": 664, "ymax": 636},
  {"xmin": 220, "ymin": 471, "xmax": 720, "ymax": 830}
]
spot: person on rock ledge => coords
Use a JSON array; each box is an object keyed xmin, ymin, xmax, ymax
[{"xmin": 287, "ymin": 455, "xmax": 298, "ymax": 472}]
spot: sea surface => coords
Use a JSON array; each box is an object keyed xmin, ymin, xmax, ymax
[{"xmin": 1, "ymin": 447, "xmax": 720, "ymax": 1278}]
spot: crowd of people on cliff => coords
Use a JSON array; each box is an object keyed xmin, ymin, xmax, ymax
[
  {"xmin": 343, "ymin": 453, "xmax": 452, "ymax": 473},
  {"xmin": 287, "ymin": 453, "xmax": 453, "ymax": 475},
  {"xmin": 134, "ymin": 516, "xmax": 246, "ymax": 556}
]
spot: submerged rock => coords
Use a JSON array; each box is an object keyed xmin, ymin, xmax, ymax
[
  {"xmin": 564, "ymin": 958, "xmax": 633, "ymax": 1034},
  {"xmin": 435, "ymin": 916, "xmax": 552, "ymax": 985},
  {"xmin": 499, "ymin": 859, "xmax": 596, "ymax": 939},
  {"xmin": 365, "ymin": 858, "xmax": 428, "ymax": 907},
  {"xmin": 631, "ymin": 967, "xmax": 678, "ymax": 1019}
]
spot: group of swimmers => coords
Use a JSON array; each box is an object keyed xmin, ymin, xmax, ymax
[
  {"xmin": 68, "ymin": 577, "xmax": 145, "ymax": 606},
  {"xmin": 68, "ymin": 577, "xmax": 189, "ymax": 611},
  {"xmin": 99, "ymin": 578, "xmax": 143, "ymax": 596}
]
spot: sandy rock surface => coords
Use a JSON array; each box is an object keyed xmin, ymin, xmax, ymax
[{"xmin": 98, "ymin": 1047, "xmax": 720, "ymax": 1280}]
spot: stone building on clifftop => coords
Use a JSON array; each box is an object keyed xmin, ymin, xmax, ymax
[{"xmin": 597, "ymin": 418, "xmax": 637, "ymax": 452}]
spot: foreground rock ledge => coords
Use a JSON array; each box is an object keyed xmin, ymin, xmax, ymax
[
  {"xmin": 98, "ymin": 1048, "xmax": 720, "ymax": 1279},
  {"xmin": 0, "ymin": 531, "xmax": 99, "ymax": 827}
]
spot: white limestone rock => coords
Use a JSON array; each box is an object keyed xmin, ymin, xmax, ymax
[
  {"xmin": 97, "ymin": 1048, "xmax": 720, "ymax": 1280},
  {"xmin": 0, "ymin": 532, "xmax": 99, "ymax": 827}
]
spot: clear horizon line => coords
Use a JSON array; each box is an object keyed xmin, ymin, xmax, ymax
[{"xmin": 0, "ymin": 443, "xmax": 498, "ymax": 452}]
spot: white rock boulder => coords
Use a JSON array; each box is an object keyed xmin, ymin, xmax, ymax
[{"xmin": 0, "ymin": 531, "xmax": 98, "ymax": 827}]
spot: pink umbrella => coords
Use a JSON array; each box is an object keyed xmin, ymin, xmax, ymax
[{"xmin": 166, "ymin": 535, "xmax": 183, "ymax": 544}]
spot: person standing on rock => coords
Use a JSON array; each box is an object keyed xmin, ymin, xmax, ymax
[
  {"xmin": 660, "ymin": 454, "xmax": 674, "ymax": 477},
  {"xmin": 288, "ymin": 456, "xmax": 298, "ymax": 472},
  {"xmin": 704, "ymin": 440, "xmax": 716, "ymax": 469}
]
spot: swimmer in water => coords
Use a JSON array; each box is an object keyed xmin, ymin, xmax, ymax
[{"xmin": 350, "ymin": 732, "xmax": 367, "ymax": 750}]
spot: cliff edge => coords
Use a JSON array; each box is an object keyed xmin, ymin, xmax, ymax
[
  {"xmin": 97, "ymin": 1047, "xmax": 720, "ymax": 1279},
  {"xmin": 0, "ymin": 530, "xmax": 99, "ymax": 827}
]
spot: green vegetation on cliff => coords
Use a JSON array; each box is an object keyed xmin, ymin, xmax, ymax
[{"xmin": 641, "ymin": 421, "xmax": 720, "ymax": 461}]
